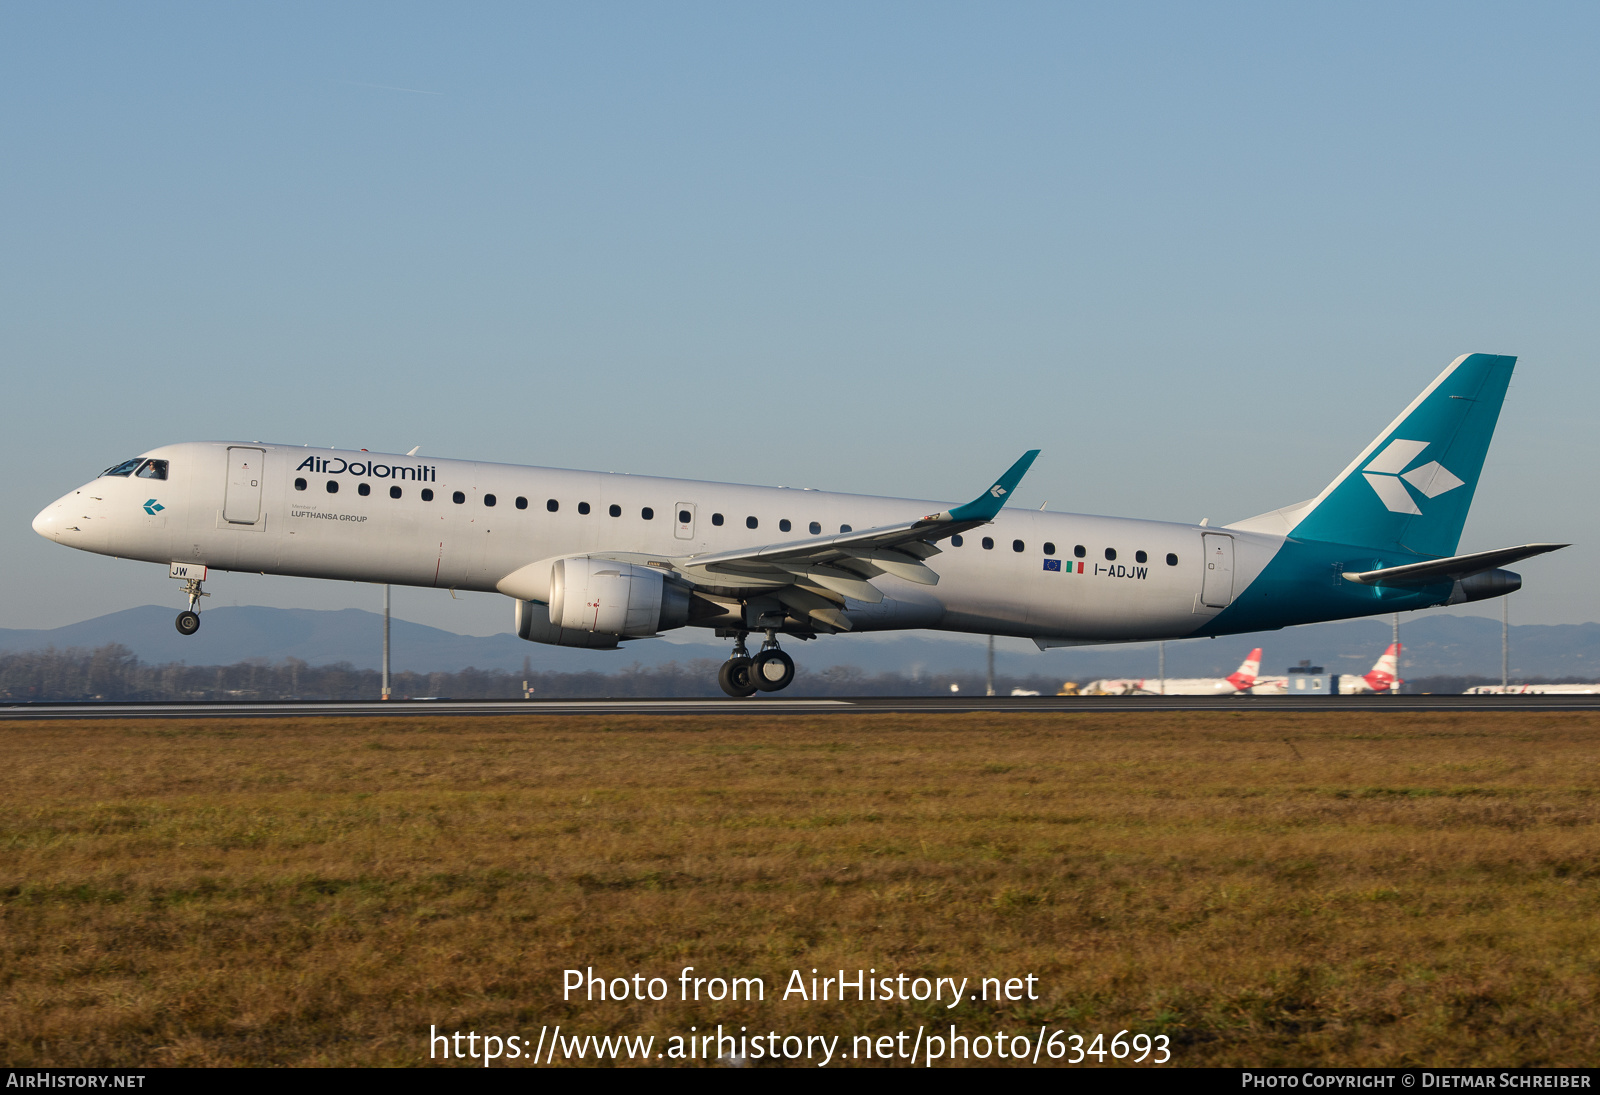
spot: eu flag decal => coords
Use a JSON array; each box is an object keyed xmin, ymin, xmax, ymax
[{"xmin": 1043, "ymin": 558, "xmax": 1061, "ymax": 572}]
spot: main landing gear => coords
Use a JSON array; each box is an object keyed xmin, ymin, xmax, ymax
[
  {"xmin": 718, "ymin": 630, "xmax": 796, "ymax": 697},
  {"xmin": 174, "ymin": 576, "xmax": 208, "ymax": 636}
]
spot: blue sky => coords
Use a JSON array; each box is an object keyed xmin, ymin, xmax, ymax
[{"xmin": 4, "ymin": 2, "xmax": 1595, "ymax": 637}]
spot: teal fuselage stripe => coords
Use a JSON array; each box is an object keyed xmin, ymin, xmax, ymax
[{"xmin": 1195, "ymin": 538, "xmax": 1453, "ymax": 637}]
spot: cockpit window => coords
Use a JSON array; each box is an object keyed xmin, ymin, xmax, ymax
[
  {"xmin": 100, "ymin": 458, "xmax": 143, "ymax": 478},
  {"xmin": 135, "ymin": 459, "xmax": 168, "ymax": 480}
]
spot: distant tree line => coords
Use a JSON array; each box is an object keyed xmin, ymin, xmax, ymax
[
  {"xmin": 0, "ymin": 645, "xmax": 1070, "ymax": 702},
  {"xmin": 4, "ymin": 646, "xmax": 1586, "ymax": 703}
]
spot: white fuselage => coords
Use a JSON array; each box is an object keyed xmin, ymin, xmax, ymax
[
  {"xmin": 32, "ymin": 441, "xmax": 1283, "ymax": 643},
  {"xmin": 1084, "ymin": 677, "xmax": 1251, "ymax": 696}
]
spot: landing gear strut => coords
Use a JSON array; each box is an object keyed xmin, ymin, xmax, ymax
[
  {"xmin": 174, "ymin": 576, "xmax": 208, "ymax": 636},
  {"xmin": 718, "ymin": 633, "xmax": 756, "ymax": 697},
  {"xmin": 752, "ymin": 630, "xmax": 795, "ymax": 692},
  {"xmin": 718, "ymin": 630, "xmax": 796, "ymax": 697}
]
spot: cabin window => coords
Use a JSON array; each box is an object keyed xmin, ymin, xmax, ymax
[
  {"xmin": 326, "ymin": 480, "xmax": 338, "ymax": 494},
  {"xmin": 101, "ymin": 458, "xmax": 143, "ymax": 478},
  {"xmin": 358, "ymin": 483, "xmax": 371, "ymax": 496},
  {"xmin": 1105, "ymin": 547, "xmax": 1117, "ymax": 561},
  {"xmin": 840, "ymin": 524, "xmax": 852, "ymax": 533},
  {"xmin": 951, "ymin": 534, "xmax": 964, "ymax": 547},
  {"xmin": 809, "ymin": 521, "xmax": 821, "ymax": 535},
  {"xmin": 515, "ymin": 496, "xmax": 527, "ymax": 509},
  {"xmin": 578, "ymin": 501, "xmax": 590, "ymax": 515},
  {"xmin": 746, "ymin": 516, "xmax": 758, "ymax": 529},
  {"xmin": 135, "ymin": 460, "xmax": 168, "ymax": 480},
  {"xmin": 390, "ymin": 486, "xmax": 402, "ymax": 499},
  {"xmin": 1013, "ymin": 539, "xmax": 1025, "ymax": 553},
  {"xmin": 712, "ymin": 512, "xmax": 724, "ymax": 526},
  {"xmin": 546, "ymin": 499, "xmax": 558, "ymax": 512},
  {"xmin": 294, "ymin": 478, "xmax": 307, "ymax": 491},
  {"xmin": 1043, "ymin": 542, "xmax": 1056, "ymax": 555},
  {"xmin": 485, "ymin": 494, "xmax": 497, "ymax": 507},
  {"xmin": 452, "ymin": 491, "xmax": 465, "ymax": 504},
  {"xmin": 982, "ymin": 536, "xmax": 994, "ymax": 550},
  {"xmin": 421, "ymin": 489, "xmax": 434, "ymax": 501},
  {"xmin": 779, "ymin": 519, "xmax": 791, "ymax": 532},
  {"xmin": 610, "ymin": 504, "xmax": 622, "ymax": 517},
  {"xmin": 642, "ymin": 507, "xmax": 654, "ymax": 520},
  {"xmin": 1074, "ymin": 545, "xmax": 1086, "ymax": 558},
  {"xmin": 1166, "ymin": 553, "xmax": 1179, "ymax": 566},
  {"xmin": 678, "ymin": 509, "xmax": 692, "ymax": 524},
  {"xmin": 1135, "ymin": 550, "xmax": 1147, "ymax": 563}
]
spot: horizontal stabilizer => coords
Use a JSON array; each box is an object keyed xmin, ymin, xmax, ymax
[{"xmin": 1341, "ymin": 543, "xmax": 1567, "ymax": 587}]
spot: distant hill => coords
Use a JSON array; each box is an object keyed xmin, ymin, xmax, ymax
[{"xmin": 1, "ymin": 605, "xmax": 1596, "ymax": 682}]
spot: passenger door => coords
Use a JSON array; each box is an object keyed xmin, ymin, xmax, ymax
[
  {"xmin": 223, "ymin": 447, "xmax": 265, "ymax": 525},
  {"xmin": 1200, "ymin": 533, "xmax": 1234, "ymax": 608},
  {"xmin": 674, "ymin": 502, "xmax": 696, "ymax": 540}
]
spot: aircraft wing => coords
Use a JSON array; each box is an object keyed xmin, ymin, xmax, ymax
[
  {"xmin": 1341, "ymin": 542, "xmax": 1568, "ymax": 587},
  {"xmin": 671, "ymin": 451, "xmax": 1039, "ymax": 628}
]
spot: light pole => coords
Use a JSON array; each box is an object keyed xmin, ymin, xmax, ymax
[
  {"xmin": 1392, "ymin": 613, "xmax": 1400, "ymax": 696},
  {"xmin": 1502, "ymin": 597, "xmax": 1509, "ymax": 691},
  {"xmin": 382, "ymin": 584, "xmax": 391, "ymax": 701}
]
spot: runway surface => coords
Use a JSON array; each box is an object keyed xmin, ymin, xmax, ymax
[{"xmin": 5, "ymin": 694, "xmax": 1600, "ymax": 719}]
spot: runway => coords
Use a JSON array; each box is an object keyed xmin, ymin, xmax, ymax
[{"xmin": 5, "ymin": 694, "xmax": 1600, "ymax": 719}]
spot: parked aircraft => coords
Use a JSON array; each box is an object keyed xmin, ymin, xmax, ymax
[
  {"xmin": 1252, "ymin": 642, "xmax": 1403, "ymax": 695},
  {"xmin": 32, "ymin": 353, "xmax": 1565, "ymax": 696},
  {"xmin": 1464, "ymin": 683, "xmax": 1600, "ymax": 694},
  {"xmin": 1085, "ymin": 648, "xmax": 1262, "ymax": 696}
]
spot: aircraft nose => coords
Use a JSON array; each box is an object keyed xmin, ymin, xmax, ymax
[{"xmin": 32, "ymin": 502, "xmax": 57, "ymax": 539}]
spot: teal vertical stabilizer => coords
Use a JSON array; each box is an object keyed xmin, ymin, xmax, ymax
[{"xmin": 1254, "ymin": 354, "xmax": 1515, "ymax": 558}]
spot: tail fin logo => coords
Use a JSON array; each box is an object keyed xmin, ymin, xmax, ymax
[
  {"xmin": 1361, "ymin": 440, "xmax": 1466, "ymax": 515},
  {"xmin": 989, "ymin": 484, "xmax": 1007, "ymax": 498}
]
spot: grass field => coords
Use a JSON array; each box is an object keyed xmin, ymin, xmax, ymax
[{"xmin": 2, "ymin": 711, "xmax": 1597, "ymax": 1067}]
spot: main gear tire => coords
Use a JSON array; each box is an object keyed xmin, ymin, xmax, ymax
[
  {"xmin": 751, "ymin": 649, "xmax": 796, "ymax": 692},
  {"xmin": 175, "ymin": 611, "xmax": 200, "ymax": 636},
  {"xmin": 718, "ymin": 657, "xmax": 757, "ymax": 698}
]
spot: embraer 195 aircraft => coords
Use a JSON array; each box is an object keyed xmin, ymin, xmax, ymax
[{"xmin": 32, "ymin": 353, "xmax": 1566, "ymax": 697}]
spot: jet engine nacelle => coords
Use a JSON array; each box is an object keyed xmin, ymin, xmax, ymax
[
  {"xmin": 549, "ymin": 556, "xmax": 692, "ymax": 637},
  {"xmin": 1447, "ymin": 568, "xmax": 1522, "ymax": 605},
  {"xmin": 514, "ymin": 599, "xmax": 622, "ymax": 648}
]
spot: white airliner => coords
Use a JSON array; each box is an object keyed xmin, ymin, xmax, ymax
[
  {"xmin": 1085, "ymin": 648, "xmax": 1262, "ymax": 696},
  {"xmin": 1463, "ymin": 683, "xmax": 1600, "ymax": 694},
  {"xmin": 32, "ymin": 353, "xmax": 1566, "ymax": 696},
  {"xmin": 1250, "ymin": 642, "xmax": 1404, "ymax": 695}
]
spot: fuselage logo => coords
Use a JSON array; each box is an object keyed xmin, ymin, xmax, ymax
[
  {"xmin": 143, "ymin": 499, "xmax": 164, "ymax": 515},
  {"xmin": 1360, "ymin": 439, "xmax": 1465, "ymax": 515},
  {"xmin": 295, "ymin": 455, "xmax": 437, "ymax": 482}
]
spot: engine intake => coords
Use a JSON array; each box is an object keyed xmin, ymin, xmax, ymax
[{"xmin": 549, "ymin": 556, "xmax": 692, "ymax": 637}]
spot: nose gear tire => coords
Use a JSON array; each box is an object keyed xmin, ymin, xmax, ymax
[
  {"xmin": 718, "ymin": 657, "xmax": 757, "ymax": 698},
  {"xmin": 175, "ymin": 611, "xmax": 201, "ymax": 636},
  {"xmin": 751, "ymin": 649, "xmax": 795, "ymax": 692}
]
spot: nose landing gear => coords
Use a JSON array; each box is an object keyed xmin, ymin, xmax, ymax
[
  {"xmin": 718, "ymin": 630, "xmax": 796, "ymax": 697},
  {"xmin": 170, "ymin": 566, "xmax": 209, "ymax": 636}
]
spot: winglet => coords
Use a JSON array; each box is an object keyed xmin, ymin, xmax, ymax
[{"xmin": 926, "ymin": 450, "xmax": 1041, "ymax": 524}]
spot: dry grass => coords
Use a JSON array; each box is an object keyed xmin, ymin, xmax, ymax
[{"xmin": 1, "ymin": 711, "xmax": 1598, "ymax": 1067}]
